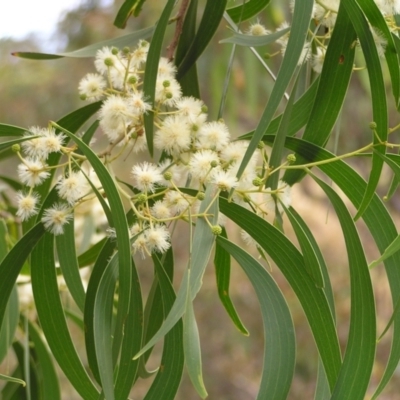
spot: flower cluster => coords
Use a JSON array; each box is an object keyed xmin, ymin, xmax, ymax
[
  {"xmin": 14, "ymin": 39, "xmax": 292, "ymax": 256},
  {"xmin": 248, "ymin": 0, "xmax": 400, "ymax": 73}
]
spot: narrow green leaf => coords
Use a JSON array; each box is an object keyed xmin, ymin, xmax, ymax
[
  {"xmin": 342, "ymin": 0, "xmax": 387, "ymax": 220},
  {"xmin": 0, "ymin": 223, "xmax": 45, "ymax": 331},
  {"xmin": 134, "ymin": 184, "xmax": 218, "ymax": 359},
  {"xmin": 356, "ymin": 0, "xmax": 400, "ymax": 107},
  {"xmin": 217, "ymin": 237, "xmax": 295, "ymax": 399},
  {"xmin": 143, "ymin": 0, "xmax": 176, "ymax": 156},
  {"xmin": 93, "ymin": 252, "xmax": 118, "ymax": 400},
  {"xmin": 0, "ymin": 137, "xmax": 37, "ymax": 152},
  {"xmin": 31, "ymin": 233, "xmax": 99, "ymax": 399},
  {"xmin": 77, "ymin": 237, "xmax": 107, "ymax": 267},
  {"xmin": 237, "ymin": 0, "xmax": 313, "ymax": 181},
  {"xmin": 12, "ymin": 27, "xmax": 155, "ymax": 59},
  {"xmin": 53, "ymin": 122, "xmax": 132, "ymax": 367},
  {"xmin": 269, "ymin": 136, "xmax": 400, "ymax": 399},
  {"xmin": 26, "ymin": 318, "xmax": 61, "ymax": 400},
  {"xmin": 144, "ymin": 255, "xmax": 184, "ymax": 400},
  {"xmin": 0, "ymin": 287, "xmax": 19, "ymax": 364},
  {"xmin": 0, "ymin": 374, "xmax": 25, "ymax": 387},
  {"xmin": 219, "ymin": 199, "xmax": 341, "ymax": 390},
  {"xmin": 283, "ymin": 205, "xmax": 325, "ymax": 289},
  {"xmin": 267, "ymin": 76, "xmax": 298, "ymax": 190},
  {"xmin": 369, "ymin": 233, "xmax": 400, "ymax": 269},
  {"xmin": 114, "ymin": 255, "xmax": 143, "ymax": 400},
  {"xmin": 214, "ymin": 228, "xmax": 249, "ymax": 335},
  {"xmin": 183, "ymin": 279, "xmax": 207, "ymax": 399},
  {"xmin": 113, "ymin": 0, "xmax": 140, "ymax": 28},
  {"xmin": 175, "ymin": 0, "xmax": 200, "ymax": 99},
  {"xmin": 0, "ymin": 124, "xmax": 26, "ymax": 137},
  {"xmin": 311, "ymin": 174, "xmax": 376, "ymax": 400},
  {"xmin": 56, "ymin": 218, "xmax": 86, "ymax": 313},
  {"xmin": 226, "ymin": 0, "xmax": 270, "ymax": 23},
  {"xmin": 220, "ymin": 27, "xmax": 289, "ymax": 47},
  {"xmin": 284, "ymin": 2, "xmax": 357, "ymax": 186},
  {"xmin": 84, "ymin": 238, "xmax": 116, "ymax": 384},
  {"xmin": 177, "ymin": 0, "xmax": 228, "ymax": 80}
]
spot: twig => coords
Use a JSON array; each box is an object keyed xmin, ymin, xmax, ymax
[{"xmin": 167, "ymin": 0, "xmax": 190, "ymax": 61}]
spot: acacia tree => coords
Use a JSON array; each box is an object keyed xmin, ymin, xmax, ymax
[{"xmin": 1, "ymin": 0, "xmax": 400, "ymax": 399}]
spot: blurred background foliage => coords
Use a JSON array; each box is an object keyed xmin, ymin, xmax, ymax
[{"xmin": 1, "ymin": 0, "xmax": 400, "ymax": 399}]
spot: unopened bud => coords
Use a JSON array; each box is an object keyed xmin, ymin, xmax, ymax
[
  {"xmin": 163, "ymin": 171, "xmax": 172, "ymax": 181},
  {"xmin": 252, "ymin": 177, "xmax": 263, "ymax": 187},
  {"xmin": 201, "ymin": 105, "xmax": 208, "ymax": 113},
  {"xmin": 257, "ymin": 141, "xmax": 264, "ymax": 150},
  {"xmin": 122, "ymin": 46, "xmax": 130, "ymax": 54},
  {"xmin": 128, "ymin": 76, "xmax": 137, "ymax": 85},
  {"xmin": 287, "ymin": 154, "xmax": 296, "ymax": 163},
  {"xmin": 210, "ymin": 160, "xmax": 218, "ymax": 168},
  {"xmin": 80, "ymin": 93, "xmax": 87, "ymax": 101},
  {"xmin": 111, "ymin": 47, "xmax": 119, "ymax": 55},
  {"xmin": 369, "ymin": 121, "xmax": 377, "ymax": 130},
  {"xmin": 211, "ymin": 225, "xmax": 222, "ymax": 235},
  {"xmin": 197, "ymin": 191, "xmax": 205, "ymax": 200},
  {"xmin": 163, "ymin": 80, "xmax": 170, "ymax": 88},
  {"xmin": 136, "ymin": 193, "xmax": 147, "ymax": 203},
  {"xmin": 104, "ymin": 57, "xmax": 114, "ymax": 67},
  {"xmin": 12, "ymin": 144, "xmax": 21, "ymax": 152}
]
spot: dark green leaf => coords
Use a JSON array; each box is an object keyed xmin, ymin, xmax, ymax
[
  {"xmin": 214, "ymin": 228, "xmax": 248, "ymax": 335},
  {"xmin": 143, "ymin": 0, "xmax": 177, "ymax": 156},
  {"xmin": 219, "ymin": 199, "xmax": 341, "ymax": 390},
  {"xmin": 31, "ymin": 233, "xmax": 99, "ymax": 399},
  {"xmin": 177, "ymin": 0, "xmax": 228, "ymax": 80},
  {"xmin": 226, "ymin": 0, "xmax": 270, "ymax": 23},
  {"xmin": 217, "ymin": 237, "xmax": 295, "ymax": 400}
]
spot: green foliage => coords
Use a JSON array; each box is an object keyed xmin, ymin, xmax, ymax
[{"xmin": 2, "ymin": 1, "xmax": 400, "ymax": 399}]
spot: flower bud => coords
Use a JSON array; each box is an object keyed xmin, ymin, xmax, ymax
[
  {"xmin": 163, "ymin": 80, "xmax": 170, "ymax": 88},
  {"xmin": 136, "ymin": 193, "xmax": 147, "ymax": 203},
  {"xmin": 257, "ymin": 141, "xmax": 264, "ymax": 150},
  {"xmin": 252, "ymin": 177, "xmax": 263, "ymax": 187},
  {"xmin": 163, "ymin": 171, "xmax": 172, "ymax": 181},
  {"xmin": 12, "ymin": 144, "xmax": 21, "ymax": 152},
  {"xmin": 287, "ymin": 154, "xmax": 296, "ymax": 163},
  {"xmin": 369, "ymin": 121, "xmax": 377, "ymax": 130},
  {"xmin": 122, "ymin": 46, "xmax": 130, "ymax": 54},
  {"xmin": 104, "ymin": 57, "xmax": 114, "ymax": 67},
  {"xmin": 197, "ymin": 191, "xmax": 205, "ymax": 200},
  {"xmin": 211, "ymin": 225, "xmax": 222, "ymax": 235},
  {"xmin": 111, "ymin": 47, "xmax": 119, "ymax": 55}
]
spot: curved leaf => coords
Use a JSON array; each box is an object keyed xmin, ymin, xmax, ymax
[
  {"xmin": 177, "ymin": 0, "xmax": 228, "ymax": 80},
  {"xmin": 217, "ymin": 236, "xmax": 296, "ymax": 400},
  {"xmin": 220, "ymin": 27, "xmax": 289, "ymax": 47},
  {"xmin": 226, "ymin": 0, "xmax": 270, "ymax": 23},
  {"xmin": 143, "ymin": 0, "xmax": 177, "ymax": 156},
  {"xmin": 219, "ymin": 199, "xmax": 341, "ymax": 390},
  {"xmin": 214, "ymin": 228, "xmax": 249, "ymax": 335},
  {"xmin": 311, "ymin": 175, "xmax": 376, "ymax": 400},
  {"xmin": 237, "ymin": 0, "xmax": 313, "ymax": 181},
  {"xmin": 12, "ymin": 27, "xmax": 155, "ymax": 59},
  {"xmin": 31, "ymin": 233, "xmax": 99, "ymax": 399}
]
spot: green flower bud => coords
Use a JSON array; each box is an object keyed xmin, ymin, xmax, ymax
[
  {"xmin": 80, "ymin": 93, "xmax": 87, "ymax": 101},
  {"xmin": 252, "ymin": 177, "xmax": 263, "ymax": 187},
  {"xmin": 136, "ymin": 193, "xmax": 147, "ymax": 204},
  {"xmin": 128, "ymin": 76, "xmax": 137, "ymax": 85},
  {"xmin": 369, "ymin": 121, "xmax": 377, "ymax": 130},
  {"xmin": 257, "ymin": 141, "xmax": 264, "ymax": 150},
  {"xmin": 287, "ymin": 154, "xmax": 296, "ymax": 163},
  {"xmin": 163, "ymin": 171, "xmax": 172, "ymax": 181},
  {"xmin": 197, "ymin": 191, "xmax": 205, "ymax": 200},
  {"xmin": 111, "ymin": 47, "xmax": 119, "ymax": 55},
  {"xmin": 165, "ymin": 92, "xmax": 173, "ymax": 99},
  {"xmin": 201, "ymin": 105, "xmax": 208, "ymax": 113},
  {"xmin": 163, "ymin": 80, "xmax": 170, "ymax": 88},
  {"xmin": 210, "ymin": 160, "xmax": 218, "ymax": 168},
  {"xmin": 12, "ymin": 144, "xmax": 21, "ymax": 152},
  {"xmin": 104, "ymin": 57, "xmax": 114, "ymax": 67},
  {"xmin": 211, "ymin": 225, "xmax": 222, "ymax": 235},
  {"xmin": 122, "ymin": 46, "xmax": 130, "ymax": 54}
]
